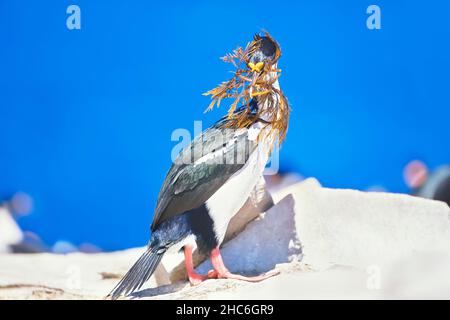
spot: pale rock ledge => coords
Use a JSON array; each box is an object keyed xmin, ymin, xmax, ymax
[{"xmin": 1, "ymin": 178, "xmax": 450, "ymax": 299}]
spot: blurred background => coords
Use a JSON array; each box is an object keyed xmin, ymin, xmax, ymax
[{"xmin": 0, "ymin": 0, "xmax": 449, "ymax": 252}]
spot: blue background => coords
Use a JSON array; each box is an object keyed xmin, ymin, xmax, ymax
[{"xmin": 1, "ymin": 0, "xmax": 449, "ymax": 250}]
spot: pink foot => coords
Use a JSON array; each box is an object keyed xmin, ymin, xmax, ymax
[
  {"xmin": 184, "ymin": 245, "xmax": 219, "ymax": 286},
  {"xmin": 210, "ymin": 247, "xmax": 279, "ymax": 283},
  {"xmin": 217, "ymin": 270, "xmax": 279, "ymax": 282},
  {"xmin": 187, "ymin": 272, "xmax": 207, "ymax": 286}
]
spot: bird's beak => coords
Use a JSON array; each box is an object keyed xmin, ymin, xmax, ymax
[{"xmin": 248, "ymin": 61, "xmax": 264, "ymax": 73}]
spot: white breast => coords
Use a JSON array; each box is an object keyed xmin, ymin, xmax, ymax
[{"xmin": 205, "ymin": 123, "xmax": 273, "ymax": 244}]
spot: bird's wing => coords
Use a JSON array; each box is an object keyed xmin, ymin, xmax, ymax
[{"xmin": 151, "ymin": 117, "xmax": 259, "ymax": 231}]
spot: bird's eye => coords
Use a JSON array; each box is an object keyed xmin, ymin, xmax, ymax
[{"xmin": 259, "ymin": 37, "xmax": 277, "ymax": 59}]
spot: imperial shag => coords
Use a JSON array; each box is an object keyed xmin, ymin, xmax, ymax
[{"xmin": 109, "ymin": 33, "xmax": 290, "ymax": 299}]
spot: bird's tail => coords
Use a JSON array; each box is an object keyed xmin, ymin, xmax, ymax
[{"xmin": 107, "ymin": 245, "xmax": 165, "ymax": 300}]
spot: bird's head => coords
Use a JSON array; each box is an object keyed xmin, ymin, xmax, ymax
[
  {"xmin": 246, "ymin": 33, "xmax": 281, "ymax": 74},
  {"xmin": 204, "ymin": 32, "xmax": 283, "ymax": 109},
  {"xmin": 203, "ymin": 31, "xmax": 290, "ymax": 145}
]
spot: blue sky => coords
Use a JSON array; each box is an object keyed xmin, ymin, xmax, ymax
[{"xmin": 0, "ymin": 0, "xmax": 449, "ymax": 250}]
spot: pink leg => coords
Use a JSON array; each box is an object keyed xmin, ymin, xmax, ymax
[
  {"xmin": 210, "ymin": 247, "xmax": 279, "ymax": 282},
  {"xmin": 184, "ymin": 245, "xmax": 217, "ymax": 285}
]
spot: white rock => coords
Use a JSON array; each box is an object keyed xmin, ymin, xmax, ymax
[
  {"xmin": 0, "ymin": 207, "xmax": 23, "ymax": 253},
  {"xmin": 289, "ymin": 181, "xmax": 450, "ymax": 270},
  {"xmin": 0, "ymin": 249, "xmax": 147, "ymax": 299},
  {"xmin": 2, "ymin": 178, "xmax": 450, "ymax": 299}
]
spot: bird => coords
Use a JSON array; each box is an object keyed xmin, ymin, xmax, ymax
[{"xmin": 108, "ymin": 32, "xmax": 290, "ymax": 299}]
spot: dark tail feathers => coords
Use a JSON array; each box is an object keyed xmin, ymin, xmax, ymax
[{"xmin": 107, "ymin": 246, "xmax": 165, "ymax": 300}]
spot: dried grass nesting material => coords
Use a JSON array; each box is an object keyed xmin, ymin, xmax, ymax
[{"xmin": 203, "ymin": 32, "xmax": 290, "ymax": 145}]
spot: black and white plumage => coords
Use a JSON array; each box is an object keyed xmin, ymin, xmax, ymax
[{"xmin": 108, "ymin": 34, "xmax": 289, "ymax": 299}]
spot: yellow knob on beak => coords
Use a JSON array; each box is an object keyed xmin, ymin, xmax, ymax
[{"xmin": 248, "ymin": 61, "xmax": 264, "ymax": 72}]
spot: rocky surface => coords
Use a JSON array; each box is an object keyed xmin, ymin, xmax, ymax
[
  {"xmin": 0, "ymin": 207, "xmax": 23, "ymax": 253},
  {"xmin": 1, "ymin": 178, "xmax": 450, "ymax": 300}
]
